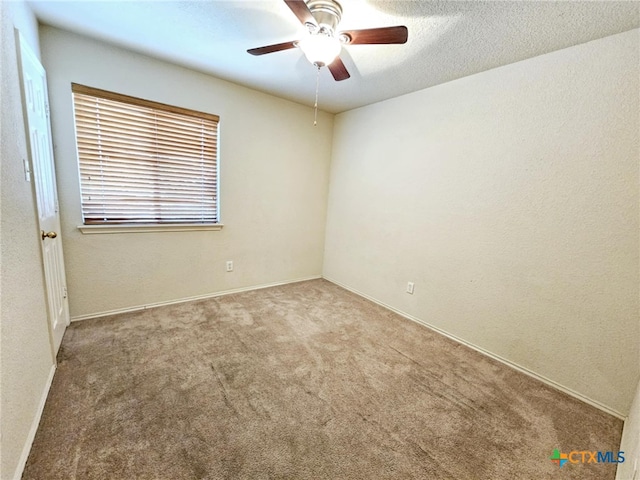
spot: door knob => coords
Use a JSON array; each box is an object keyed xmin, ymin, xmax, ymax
[{"xmin": 41, "ymin": 230, "xmax": 58, "ymax": 240}]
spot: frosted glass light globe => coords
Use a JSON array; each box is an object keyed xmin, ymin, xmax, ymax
[{"xmin": 298, "ymin": 33, "xmax": 341, "ymax": 67}]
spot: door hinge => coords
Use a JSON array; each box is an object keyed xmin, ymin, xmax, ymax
[
  {"xmin": 45, "ymin": 102, "xmax": 50, "ymax": 117},
  {"xmin": 63, "ymin": 286, "xmax": 68, "ymax": 299}
]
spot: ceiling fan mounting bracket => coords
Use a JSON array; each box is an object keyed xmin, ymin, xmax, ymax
[
  {"xmin": 306, "ymin": 0, "xmax": 342, "ymax": 33},
  {"xmin": 338, "ymin": 33, "xmax": 351, "ymax": 44}
]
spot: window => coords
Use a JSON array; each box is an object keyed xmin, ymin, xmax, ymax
[{"xmin": 71, "ymin": 84, "xmax": 219, "ymax": 229}]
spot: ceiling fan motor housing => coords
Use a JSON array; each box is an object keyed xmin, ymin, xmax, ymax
[{"xmin": 306, "ymin": 0, "xmax": 342, "ymax": 33}]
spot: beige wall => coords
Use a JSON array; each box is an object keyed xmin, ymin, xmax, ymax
[
  {"xmin": 40, "ymin": 26, "xmax": 334, "ymax": 319},
  {"xmin": 324, "ymin": 29, "xmax": 639, "ymax": 415},
  {"xmin": 617, "ymin": 379, "xmax": 640, "ymax": 479},
  {"xmin": 3, "ymin": 11, "xmax": 637, "ymax": 475},
  {"xmin": 0, "ymin": 2, "xmax": 56, "ymax": 478}
]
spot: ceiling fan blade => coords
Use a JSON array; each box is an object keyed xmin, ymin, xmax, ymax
[
  {"xmin": 328, "ymin": 57, "xmax": 350, "ymax": 81},
  {"xmin": 284, "ymin": 0, "xmax": 316, "ymax": 26},
  {"xmin": 339, "ymin": 26, "xmax": 408, "ymax": 45},
  {"xmin": 247, "ymin": 41, "xmax": 297, "ymax": 56}
]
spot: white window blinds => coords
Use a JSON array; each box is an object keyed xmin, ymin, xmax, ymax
[{"xmin": 71, "ymin": 83, "xmax": 219, "ymax": 225}]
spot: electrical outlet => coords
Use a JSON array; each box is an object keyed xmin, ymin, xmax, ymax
[
  {"xmin": 406, "ymin": 282, "xmax": 415, "ymax": 294},
  {"xmin": 226, "ymin": 260, "xmax": 233, "ymax": 272}
]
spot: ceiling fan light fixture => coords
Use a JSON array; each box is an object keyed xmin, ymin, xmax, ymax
[
  {"xmin": 247, "ymin": 0, "xmax": 408, "ymax": 83},
  {"xmin": 298, "ymin": 32, "xmax": 341, "ymax": 67}
]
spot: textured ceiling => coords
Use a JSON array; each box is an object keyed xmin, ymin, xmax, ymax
[{"xmin": 29, "ymin": 1, "xmax": 639, "ymax": 113}]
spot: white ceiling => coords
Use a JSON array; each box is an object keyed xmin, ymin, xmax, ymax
[{"xmin": 29, "ymin": 0, "xmax": 639, "ymax": 114}]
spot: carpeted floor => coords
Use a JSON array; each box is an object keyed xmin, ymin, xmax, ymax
[{"xmin": 24, "ymin": 279, "xmax": 622, "ymax": 479}]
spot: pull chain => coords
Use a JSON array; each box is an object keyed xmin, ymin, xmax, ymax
[{"xmin": 313, "ymin": 64, "xmax": 320, "ymax": 126}]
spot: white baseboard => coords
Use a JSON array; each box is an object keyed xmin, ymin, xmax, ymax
[
  {"xmin": 70, "ymin": 276, "xmax": 322, "ymax": 322},
  {"xmin": 13, "ymin": 363, "xmax": 56, "ymax": 480},
  {"xmin": 323, "ymin": 276, "xmax": 626, "ymax": 420}
]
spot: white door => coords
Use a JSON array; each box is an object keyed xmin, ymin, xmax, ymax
[{"xmin": 16, "ymin": 31, "xmax": 70, "ymax": 354}]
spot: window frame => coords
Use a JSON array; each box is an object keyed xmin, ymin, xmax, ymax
[{"xmin": 71, "ymin": 83, "xmax": 222, "ymax": 234}]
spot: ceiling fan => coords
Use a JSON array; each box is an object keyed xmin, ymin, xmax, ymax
[{"xmin": 247, "ymin": 0, "xmax": 408, "ymax": 81}]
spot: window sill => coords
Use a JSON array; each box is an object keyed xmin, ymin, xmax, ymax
[{"xmin": 77, "ymin": 223, "xmax": 224, "ymax": 234}]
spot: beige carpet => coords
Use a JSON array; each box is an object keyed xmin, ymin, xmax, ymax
[{"xmin": 24, "ymin": 279, "xmax": 622, "ymax": 479}]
